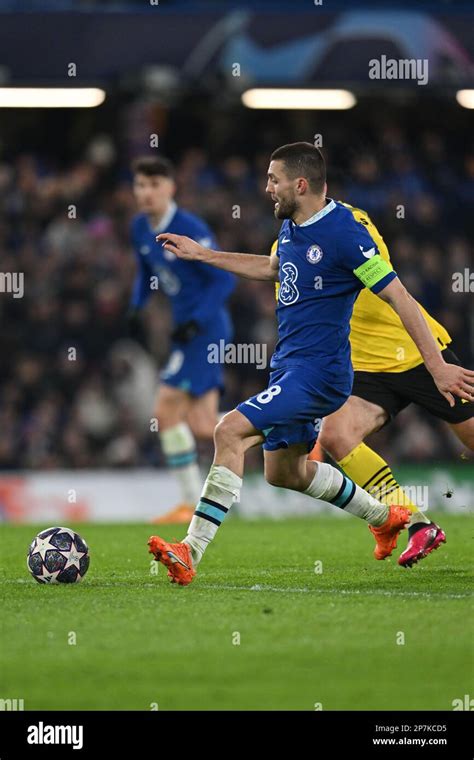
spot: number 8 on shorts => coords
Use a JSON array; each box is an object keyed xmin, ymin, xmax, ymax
[{"xmin": 256, "ymin": 385, "xmax": 282, "ymax": 405}]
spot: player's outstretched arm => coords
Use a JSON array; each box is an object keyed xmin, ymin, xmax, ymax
[
  {"xmin": 377, "ymin": 277, "xmax": 474, "ymax": 406},
  {"xmin": 156, "ymin": 233, "xmax": 279, "ymax": 281}
]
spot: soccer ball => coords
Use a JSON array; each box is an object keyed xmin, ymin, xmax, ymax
[{"xmin": 27, "ymin": 527, "xmax": 90, "ymax": 584}]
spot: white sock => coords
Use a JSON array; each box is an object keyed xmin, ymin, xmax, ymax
[
  {"xmin": 304, "ymin": 462, "xmax": 389, "ymax": 526},
  {"xmin": 183, "ymin": 464, "xmax": 242, "ymax": 567},
  {"xmin": 160, "ymin": 423, "xmax": 202, "ymax": 504}
]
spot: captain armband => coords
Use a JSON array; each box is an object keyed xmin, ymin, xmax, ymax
[{"xmin": 353, "ymin": 255, "xmax": 393, "ymax": 290}]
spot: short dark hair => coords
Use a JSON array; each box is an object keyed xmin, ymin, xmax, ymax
[
  {"xmin": 131, "ymin": 155, "xmax": 174, "ymax": 179},
  {"xmin": 270, "ymin": 142, "xmax": 326, "ymax": 194}
]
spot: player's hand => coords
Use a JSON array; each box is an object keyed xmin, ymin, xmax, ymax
[
  {"xmin": 171, "ymin": 320, "xmax": 200, "ymax": 344},
  {"xmin": 156, "ymin": 233, "xmax": 205, "ymax": 260},
  {"xmin": 432, "ymin": 362, "xmax": 474, "ymax": 407}
]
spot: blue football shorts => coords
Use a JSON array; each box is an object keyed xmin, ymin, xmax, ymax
[
  {"xmin": 237, "ymin": 365, "xmax": 350, "ymax": 451},
  {"xmin": 160, "ymin": 312, "xmax": 232, "ymax": 397}
]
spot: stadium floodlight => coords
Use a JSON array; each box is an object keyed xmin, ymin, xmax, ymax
[
  {"xmin": 456, "ymin": 90, "xmax": 474, "ymax": 109},
  {"xmin": 0, "ymin": 88, "xmax": 106, "ymax": 108},
  {"xmin": 241, "ymin": 88, "xmax": 356, "ymax": 110}
]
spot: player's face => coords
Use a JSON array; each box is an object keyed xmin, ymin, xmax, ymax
[
  {"xmin": 133, "ymin": 173, "xmax": 175, "ymax": 216},
  {"xmin": 266, "ymin": 160, "xmax": 298, "ymax": 220}
]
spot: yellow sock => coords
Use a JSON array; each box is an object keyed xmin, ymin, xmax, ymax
[{"xmin": 337, "ymin": 443, "xmax": 430, "ymax": 525}]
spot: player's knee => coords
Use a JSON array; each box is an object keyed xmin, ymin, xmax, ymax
[
  {"xmin": 155, "ymin": 396, "xmax": 188, "ymax": 430},
  {"xmin": 318, "ymin": 426, "xmax": 352, "ymax": 462},
  {"xmin": 214, "ymin": 415, "xmax": 242, "ymax": 450},
  {"xmin": 156, "ymin": 409, "xmax": 181, "ymax": 430}
]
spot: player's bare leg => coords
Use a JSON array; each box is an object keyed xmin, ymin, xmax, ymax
[
  {"xmin": 318, "ymin": 396, "xmax": 445, "ymax": 565},
  {"xmin": 264, "ymin": 444, "xmax": 409, "ymax": 560},
  {"xmin": 154, "ymin": 384, "xmax": 201, "ymax": 518},
  {"xmin": 318, "ymin": 396, "xmax": 388, "ymax": 461},
  {"xmin": 449, "ymin": 417, "xmax": 474, "ymax": 452},
  {"xmin": 187, "ymin": 388, "xmax": 220, "ymax": 440}
]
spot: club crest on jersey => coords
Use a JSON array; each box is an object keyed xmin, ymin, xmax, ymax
[
  {"xmin": 306, "ymin": 244, "xmax": 324, "ymax": 264},
  {"xmin": 279, "ymin": 262, "xmax": 299, "ymax": 305}
]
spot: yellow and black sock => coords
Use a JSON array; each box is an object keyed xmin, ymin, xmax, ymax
[{"xmin": 337, "ymin": 443, "xmax": 430, "ymax": 529}]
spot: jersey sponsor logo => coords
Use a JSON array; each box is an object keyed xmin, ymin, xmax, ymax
[
  {"xmin": 140, "ymin": 245, "xmax": 151, "ymax": 255},
  {"xmin": 359, "ymin": 244, "xmax": 376, "ymax": 258},
  {"xmin": 279, "ymin": 262, "xmax": 299, "ymax": 305},
  {"xmin": 306, "ymin": 244, "xmax": 324, "ymax": 264}
]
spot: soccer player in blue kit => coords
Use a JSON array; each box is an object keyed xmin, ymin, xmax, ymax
[
  {"xmin": 148, "ymin": 143, "xmax": 474, "ymax": 585},
  {"xmin": 129, "ymin": 156, "xmax": 235, "ymax": 514}
]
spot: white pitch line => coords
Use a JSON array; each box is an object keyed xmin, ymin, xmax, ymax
[
  {"xmin": 2, "ymin": 578, "xmax": 471, "ymax": 599},
  {"xmin": 198, "ymin": 583, "xmax": 472, "ymax": 600}
]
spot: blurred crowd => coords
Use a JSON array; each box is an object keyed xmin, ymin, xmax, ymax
[{"xmin": 0, "ymin": 112, "xmax": 473, "ymax": 470}]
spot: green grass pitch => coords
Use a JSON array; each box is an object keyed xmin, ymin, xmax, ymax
[{"xmin": 1, "ymin": 514, "xmax": 472, "ymax": 711}]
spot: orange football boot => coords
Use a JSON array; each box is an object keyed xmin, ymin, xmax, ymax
[
  {"xmin": 369, "ymin": 505, "xmax": 411, "ymax": 560},
  {"xmin": 148, "ymin": 535, "xmax": 196, "ymax": 586}
]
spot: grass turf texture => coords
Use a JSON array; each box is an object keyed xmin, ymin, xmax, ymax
[{"xmin": 1, "ymin": 514, "xmax": 472, "ymax": 711}]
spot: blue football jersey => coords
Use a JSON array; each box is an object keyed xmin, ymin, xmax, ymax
[
  {"xmin": 130, "ymin": 202, "xmax": 235, "ymax": 329},
  {"xmin": 272, "ymin": 199, "xmax": 397, "ymax": 382}
]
